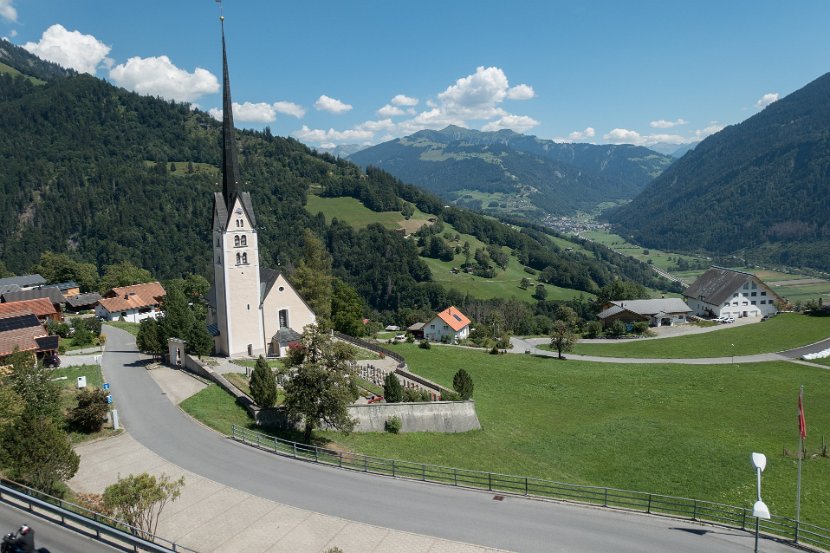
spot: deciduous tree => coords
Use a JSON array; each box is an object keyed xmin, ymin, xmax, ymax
[
  {"xmin": 68, "ymin": 387, "xmax": 110, "ymax": 433},
  {"xmin": 103, "ymin": 473, "xmax": 184, "ymax": 541},
  {"xmin": 549, "ymin": 320, "xmax": 576, "ymax": 359},
  {"xmin": 99, "ymin": 261, "xmax": 153, "ymax": 293},
  {"xmin": 290, "ymin": 230, "xmax": 333, "ymax": 326}
]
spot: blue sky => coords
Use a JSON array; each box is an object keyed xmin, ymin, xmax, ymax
[{"xmin": 2, "ymin": 0, "xmax": 830, "ymax": 150}]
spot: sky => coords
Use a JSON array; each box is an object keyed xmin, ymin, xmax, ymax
[{"xmin": 2, "ymin": 0, "xmax": 830, "ymax": 151}]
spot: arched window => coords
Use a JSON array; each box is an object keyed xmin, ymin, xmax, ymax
[
  {"xmin": 237, "ymin": 219, "xmax": 243, "ymax": 228},
  {"xmin": 234, "ymin": 236, "xmax": 240, "ymax": 247},
  {"xmin": 236, "ymin": 253, "xmax": 241, "ymax": 265},
  {"xmin": 240, "ymin": 235, "xmax": 247, "ymax": 246},
  {"xmin": 242, "ymin": 252, "xmax": 248, "ymax": 264}
]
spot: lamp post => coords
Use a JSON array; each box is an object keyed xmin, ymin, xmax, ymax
[
  {"xmin": 751, "ymin": 452, "xmax": 771, "ymax": 553},
  {"xmin": 731, "ymin": 343, "xmax": 735, "ymax": 365}
]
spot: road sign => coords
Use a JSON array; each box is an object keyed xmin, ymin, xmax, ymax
[
  {"xmin": 106, "ymin": 394, "xmax": 113, "ymax": 404},
  {"xmin": 102, "ymin": 383, "xmax": 110, "ymax": 391}
]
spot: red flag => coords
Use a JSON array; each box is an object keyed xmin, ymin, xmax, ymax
[{"xmin": 798, "ymin": 387, "xmax": 807, "ymax": 440}]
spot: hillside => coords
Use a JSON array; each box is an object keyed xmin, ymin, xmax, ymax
[
  {"xmin": 609, "ymin": 72, "xmax": 830, "ymax": 272},
  {"xmin": 348, "ymin": 126, "xmax": 673, "ymax": 217},
  {"xmin": 0, "ymin": 42, "xmax": 678, "ymax": 326}
]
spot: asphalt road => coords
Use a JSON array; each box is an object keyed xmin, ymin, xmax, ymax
[
  {"xmin": 100, "ymin": 326, "xmax": 795, "ymax": 553},
  {"xmin": 0, "ymin": 502, "xmax": 118, "ymax": 553}
]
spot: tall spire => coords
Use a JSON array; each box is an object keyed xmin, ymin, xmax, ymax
[{"xmin": 220, "ymin": 16, "xmax": 240, "ymax": 206}]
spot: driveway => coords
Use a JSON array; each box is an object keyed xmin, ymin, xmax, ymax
[{"xmin": 96, "ymin": 325, "xmax": 796, "ymax": 553}]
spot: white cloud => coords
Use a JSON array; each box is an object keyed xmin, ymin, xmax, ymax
[
  {"xmin": 437, "ymin": 66, "xmax": 511, "ymax": 120},
  {"xmin": 650, "ymin": 118, "xmax": 687, "ymax": 129},
  {"xmin": 390, "ymin": 94, "xmax": 418, "ymax": 107},
  {"xmin": 109, "ymin": 55, "xmax": 218, "ymax": 102},
  {"xmin": 0, "ymin": 0, "xmax": 17, "ymax": 22},
  {"xmin": 293, "ymin": 125, "xmax": 373, "ymax": 144},
  {"xmin": 559, "ymin": 127, "xmax": 596, "ymax": 142},
  {"xmin": 602, "ymin": 122, "xmax": 724, "ymax": 147},
  {"xmin": 23, "ymin": 24, "xmax": 111, "ymax": 74},
  {"xmin": 507, "ymin": 83, "xmax": 535, "ymax": 100},
  {"xmin": 377, "ymin": 104, "xmax": 404, "ymax": 117},
  {"xmin": 756, "ymin": 92, "xmax": 779, "ymax": 109},
  {"xmin": 482, "ymin": 114, "xmax": 540, "ymax": 133},
  {"xmin": 315, "ymin": 94, "xmax": 352, "ymax": 114},
  {"xmin": 693, "ymin": 122, "xmax": 724, "ymax": 140},
  {"xmin": 273, "ymin": 101, "xmax": 305, "ymax": 118}
]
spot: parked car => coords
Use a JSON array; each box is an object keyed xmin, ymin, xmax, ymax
[
  {"xmin": 723, "ymin": 317, "xmax": 735, "ymax": 324},
  {"xmin": 394, "ymin": 334, "xmax": 406, "ymax": 341}
]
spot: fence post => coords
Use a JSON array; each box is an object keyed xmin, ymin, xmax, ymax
[
  {"xmin": 647, "ymin": 494, "xmax": 652, "ymax": 514},
  {"xmin": 392, "ymin": 460, "xmax": 396, "ymax": 477},
  {"xmin": 315, "ymin": 447, "xmax": 319, "ymax": 463},
  {"xmin": 795, "ymin": 520, "xmax": 800, "ymax": 543},
  {"xmin": 741, "ymin": 508, "xmax": 746, "ymax": 530},
  {"xmin": 454, "ymin": 468, "xmax": 458, "ymax": 486},
  {"xmin": 488, "ymin": 472, "xmax": 492, "ymax": 491},
  {"xmin": 256, "ymin": 434, "xmax": 260, "ymax": 448},
  {"xmin": 525, "ymin": 477, "xmax": 528, "ymax": 496},
  {"xmin": 422, "ymin": 464, "xmax": 426, "ymax": 481},
  {"xmin": 274, "ymin": 438, "xmax": 278, "ymax": 453},
  {"xmin": 604, "ymin": 488, "xmax": 608, "ymax": 507},
  {"xmin": 293, "ymin": 442, "xmax": 297, "ymax": 458},
  {"xmin": 364, "ymin": 456, "xmax": 368, "ymax": 472},
  {"xmin": 339, "ymin": 452, "xmax": 343, "ymax": 467},
  {"xmin": 692, "ymin": 500, "xmax": 698, "ymax": 521}
]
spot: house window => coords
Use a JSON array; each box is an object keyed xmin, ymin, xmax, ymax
[
  {"xmin": 752, "ymin": 282, "xmax": 757, "ymax": 289},
  {"xmin": 761, "ymin": 292, "xmax": 767, "ymax": 296},
  {"xmin": 237, "ymin": 219, "xmax": 243, "ymax": 228},
  {"xmin": 751, "ymin": 292, "xmax": 756, "ymax": 296},
  {"xmin": 760, "ymin": 300, "xmax": 766, "ymax": 304},
  {"xmin": 742, "ymin": 301, "xmax": 748, "ymax": 306},
  {"xmin": 751, "ymin": 301, "xmax": 756, "ymax": 305},
  {"xmin": 236, "ymin": 252, "xmax": 241, "ymax": 265},
  {"xmin": 242, "ymin": 252, "xmax": 248, "ymax": 264},
  {"xmin": 430, "ymin": 324, "xmax": 435, "ymax": 329},
  {"xmin": 234, "ymin": 236, "xmax": 240, "ymax": 247},
  {"xmin": 279, "ymin": 309, "xmax": 289, "ymax": 329},
  {"xmin": 732, "ymin": 302, "xmax": 738, "ymax": 306},
  {"xmin": 240, "ymin": 235, "xmax": 247, "ymax": 246}
]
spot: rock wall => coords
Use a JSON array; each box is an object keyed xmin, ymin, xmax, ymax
[{"xmin": 347, "ymin": 401, "xmax": 481, "ymax": 433}]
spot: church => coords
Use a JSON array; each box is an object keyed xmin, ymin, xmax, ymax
[{"xmin": 207, "ymin": 17, "xmax": 315, "ymax": 358}]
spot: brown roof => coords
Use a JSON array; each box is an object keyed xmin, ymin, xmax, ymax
[
  {"xmin": 99, "ymin": 281, "xmax": 165, "ymax": 313},
  {"xmin": 0, "ymin": 313, "xmax": 48, "ymax": 357},
  {"xmin": 683, "ymin": 266, "xmax": 781, "ymax": 306},
  {"xmin": 436, "ymin": 306, "xmax": 471, "ymax": 332},
  {"xmin": 0, "ymin": 298, "xmax": 58, "ymax": 318}
]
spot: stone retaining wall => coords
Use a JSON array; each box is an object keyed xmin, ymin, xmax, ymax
[{"xmin": 347, "ymin": 401, "xmax": 480, "ymax": 433}]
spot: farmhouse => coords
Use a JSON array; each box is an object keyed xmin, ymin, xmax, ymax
[
  {"xmin": 424, "ymin": 306, "xmax": 471, "ymax": 343},
  {"xmin": 598, "ymin": 298, "xmax": 692, "ymax": 328},
  {"xmin": 2, "ymin": 286, "xmax": 66, "ymax": 315},
  {"xmin": 95, "ymin": 281, "xmax": 166, "ymax": 323},
  {"xmin": 0, "ymin": 297, "xmax": 60, "ymax": 323},
  {"xmin": 683, "ymin": 266, "xmax": 781, "ymax": 319},
  {"xmin": 0, "ymin": 274, "xmax": 46, "ymax": 291}
]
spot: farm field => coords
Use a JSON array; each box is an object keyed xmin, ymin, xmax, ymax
[
  {"xmin": 305, "ymin": 195, "xmax": 431, "ymax": 232},
  {"xmin": 181, "ymin": 344, "xmax": 830, "ymax": 529},
  {"xmin": 567, "ymin": 313, "xmax": 830, "ymax": 358}
]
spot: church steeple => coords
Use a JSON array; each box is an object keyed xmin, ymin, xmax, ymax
[{"xmin": 220, "ymin": 16, "xmax": 240, "ymax": 207}]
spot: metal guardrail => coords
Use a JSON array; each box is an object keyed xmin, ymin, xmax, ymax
[
  {"xmin": 0, "ymin": 479, "xmax": 198, "ymax": 552},
  {"xmin": 231, "ymin": 425, "xmax": 830, "ymax": 552}
]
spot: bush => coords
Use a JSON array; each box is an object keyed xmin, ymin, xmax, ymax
[
  {"xmin": 632, "ymin": 321, "xmax": 650, "ymax": 335},
  {"xmin": 489, "ymin": 344, "xmax": 499, "ymax": 355},
  {"xmin": 249, "ymin": 356, "xmax": 277, "ymax": 408},
  {"xmin": 583, "ymin": 320, "xmax": 603, "ymax": 339},
  {"xmin": 68, "ymin": 388, "xmax": 110, "ymax": 433},
  {"xmin": 383, "ymin": 373, "xmax": 403, "ymax": 403},
  {"xmin": 384, "ymin": 416, "xmax": 402, "ymax": 434},
  {"xmin": 418, "ymin": 340, "xmax": 431, "ymax": 349},
  {"xmin": 452, "ymin": 369, "xmax": 474, "ymax": 400},
  {"xmin": 441, "ymin": 389, "xmax": 461, "ymax": 401}
]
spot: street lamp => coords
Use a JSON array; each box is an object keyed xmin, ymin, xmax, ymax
[
  {"xmin": 751, "ymin": 452, "xmax": 771, "ymax": 553},
  {"xmin": 731, "ymin": 343, "xmax": 735, "ymax": 365}
]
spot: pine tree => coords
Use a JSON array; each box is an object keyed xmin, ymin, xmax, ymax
[
  {"xmin": 249, "ymin": 356, "xmax": 277, "ymax": 408},
  {"xmin": 452, "ymin": 369, "xmax": 474, "ymax": 400},
  {"xmin": 383, "ymin": 372, "xmax": 403, "ymax": 403}
]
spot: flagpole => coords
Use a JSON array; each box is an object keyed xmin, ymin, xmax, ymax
[{"xmin": 795, "ymin": 385, "xmax": 804, "ymax": 541}]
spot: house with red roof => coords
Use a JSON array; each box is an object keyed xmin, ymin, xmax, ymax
[
  {"xmin": 424, "ymin": 306, "xmax": 471, "ymax": 343},
  {"xmin": 95, "ymin": 282, "xmax": 166, "ymax": 323},
  {"xmin": 0, "ymin": 297, "xmax": 60, "ymax": 323},
  {"xmin": 0, "ymin": 312, "xmax": 58, "ymax": 362}
]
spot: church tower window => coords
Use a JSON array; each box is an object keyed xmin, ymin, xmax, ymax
[
  {"xmin": 234, "ymin": 236, "xmax": 240, "ymax": 247},
  {"xmin": 236, "ymin": 252, "xmax": 241, "ymax": 265},
  {"xmin": 242, "ymin": 252, "xmax": 248, "ymax": 264},
  {"xmin": 240, "ymin": 235, "xmax": 247, "ymax": 246}
]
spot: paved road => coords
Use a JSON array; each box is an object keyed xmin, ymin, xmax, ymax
[
  {"xmin": 100, "ymin": 326, "xmax": 794, "ymax": 553},
  {"xmin": 0, "ymin": 502, "xmax": 118, "ymax": 553}
]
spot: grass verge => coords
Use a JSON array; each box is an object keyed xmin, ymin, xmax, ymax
[{"xmin": 104, "ymin": 321, "xmax": 140, "ymax": 336}]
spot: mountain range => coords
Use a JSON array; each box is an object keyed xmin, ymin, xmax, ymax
[
  {"xmin": 348, "ymin": 126, "xmax": 674, "ymax": 217},
  {"xmin": 609, "ymin": 72, "xmax": 830, "ymax": 273}
]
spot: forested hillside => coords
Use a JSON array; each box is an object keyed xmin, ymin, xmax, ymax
[
  {"xmin": 0, "ymin": 42, "xmax": 678, "ymax": 326},
  {"xmin": 609, "ymin": 72, "xmax": 830, "ymax": 272},
  {"xmin": 348, "ymin": 126, "xmax": 673, "ymax": 217}
]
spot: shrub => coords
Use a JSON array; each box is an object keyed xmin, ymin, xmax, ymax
[
  {"xmin": 583, "ymin": 320, "xmax": 603, "ymax": 339},
  {"xmin": 383, "ymin": 373, "xmax": 403, "ymax": 403},
  {"xmin": 489, "ymin": 344, "xmax": 499, "ymax": 355},
  {"xmin": 384, "ymin": 416, "xmax": 402, "ymax": 434},
  {"xmin": 418, "ymin": 340, "xmax": 431, "ymax": 349},
  {"xmin": 68, "ymin": 388, "xmax": 110, "ymax": 433},
  {"xmin": 249, "ymin": 356, "xmax": 277, "ymax": 408},
  {"xmin": 632, "ymin": 321, "xmax": 650, "ymax": 335},
  {"xmin": 402, "ymin": 387, "xmax": 421, "ymax": 402},
  {"xmin": 441, "ymin": 390, "xmax": 461, "ymax": 401},
  {"xmin": 452, "ymin": 369, "xmax": 474, "ymax": 400}
]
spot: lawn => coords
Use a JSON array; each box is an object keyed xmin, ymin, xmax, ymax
[
  {"xmin": 51, "ymin": 364, "xmax": 120, "ymax": 443},
  {"xmin": 305, "ymin": 195, "xmax": 431, "ymax": 232},
  {"xmin": 567, "ymin": 313, "xmax": 830, "ymax": 358},
  {"xmin": 176, "ymin": 345, "xmax": 830, "ymax": 529},
  {"xmin": 105, "ymin": 321, "xmax": 140, "ymax": 336}
]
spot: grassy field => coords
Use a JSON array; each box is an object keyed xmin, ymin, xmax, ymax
[
  {"xmin": 141, "ymin": 160, "xmax": 218, "ymax": 176},
  {"xmin": 305, "ymin": 195, "xmax": 432, "ymax": 232},
  {"xmin": 0, "ymin": 62, "xmax": 45, "ymax": 85},
  {"xmin": 179, "ymin": 346, "xmax": 830, "ymax": 528},
  {"xmin": 567, "ymin": 313, "xmax": 830, "ymax": 358},
  {"xmin": 105, "ymin": 321, "xmax": 140, "ymax": 336},
  {"xmin": 51, "ymin": 364, "xmax": 120, "ymax": 443},
  {"xmin": 580, "ymin": 229, "xmax": 708, "ymax": 277}
]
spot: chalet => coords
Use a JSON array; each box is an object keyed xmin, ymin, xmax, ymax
[
  {"xmin": 96, "ymin": 282, "xmax": 166, "ymax": 323},
  {"xmin": 0, "ymin": 274, "xmax": 46, "ymax": 291},
  {"xmin": 65, "ymin": 292, "xmax": 103, "ymax": 313},
  {"xmin": 424, "ymin": 306, "xmax": 471, "ymax": 343},
  {"xmin": 597, "ymin": 298, "xmax": 692, "ymax": 328},
  {"xmin": 683, "ymin": 266, "xmax": 782, "ymax": 319},
  {"xmin": 53, "ymin": 281, "xmax": 81, "ymax": 297},
  {"xmin": 0, "ymin": 298, "xmax": 60, "ymax": 323},
  {"xmin": 0, "ymin": 312, "xmax": 58, "ymax": 362},
  {"xmin": 2, "ymin": 286, "xmax": 65, "ymax": 315}
]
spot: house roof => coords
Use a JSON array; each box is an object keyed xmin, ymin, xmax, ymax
[
  {"xmin": 99, "ymin": 281, "xmax": 165, "ymax": 313},
  {"xmin": 407, "ymin": 322, "xmax": 425, "ymax": 331},
  {"xmin": 599, "ymin": 298, "xmax": 692, "ymax": 319},
  {"xmin": 435, "ymin": 306, "xmax": 471, "ymax": 332},
  {"xmin": 2, "ymin": 286, "xmax": 65, "ymax": 306},
  {"xmin": 66, "ymin": 292, "xmax": 102, "ymax": 308},
  {"xmin": 683, "ymin": 266, "xmax": 763, "ymax": 306},
  {"xmin": 0, "ymin": 284, "xmax": 21, "ymax": 295},
  {"xmin": 53, "ymin": 281, "xmax": 80, "ymax": 292},
  {"xmin": 0, "ymin": 298, "xmax": 57, "ymax": 318},
  {"xmin": 0, "ymin": 274, "xmax": 45, "ymax": 289},
  {"xmin": 272, "ymin": 327, "xmax": 302, "ymax": 346},
  {"xmin": 0, "ymin": 313, "xmax": 48, "ymax": 356}
]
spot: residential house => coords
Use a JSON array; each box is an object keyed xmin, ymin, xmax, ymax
[
  {"xmin": 53, "ymin": 281, "xmax": 81, "ymax": 297},
  {"xmin": 424, "ymin": 306, "xmax": 471, "ymax": 343},
  {"xmin": 598, "ymin": 298, "xmax": 692, "ymax": 328},
  {"xmin": 65, "ymin": 292, "xmax": 103, "ymax": 313},
  {"xmin": 683, "ymin": 266, "xmax": 782, "ymax": 319},
  {"xmin": 0, "ymin": 274, "xmax": 46, "ymax": 291},
  {"xmin": 0, "ymin": 312, "xmax": 58, "ymax": 362},
  {"xmin": 0, "ymin": 298, "xmax": 60, "ymax": 323},
  {"xmin": 96, "ymin": 282, "xmax": 166, "ymax": 323},
  {"xmin": 406, "ymin": 322, "xmax": 425, "ymax": 340},
  {"xmin": 2, "ymin": 286, "xmax": 65, "ymax": 316}
]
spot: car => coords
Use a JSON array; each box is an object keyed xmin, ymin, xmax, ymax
[
  {"xmin": 713, "ymin": 316, "xmax": 727, "ymax": 323},
  {"xmin": 394, "ymin": 334, "xmax": 406, "ymax": 341},
  {"xmin": 723, "ymin": 317, "xmax": 735, "ymax": 324}
]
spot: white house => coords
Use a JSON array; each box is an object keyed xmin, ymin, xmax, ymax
[
  {"xmin": 423, "ymin": 306, "xmax": 471, "ymax": 343},
  {"xmin": 683, "ymin": 266, "xmax": 782, "ymax": 319},
  {"xmin": 597, "ymin": 298, "xmax": 692, "ymax": 328},
  {"xmin": 95, "ymin": 282, "xmax": 166, "ymax": 323}
]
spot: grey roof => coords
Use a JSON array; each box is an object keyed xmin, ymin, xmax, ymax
[
  {"xmin": 260, "ymin": 267, "xmax": 280, "ymax": 302},
  {"xmin": 272, "ymin": 327, "xmax": 302, "ymax": 345},
  {"xmin": 0, "ymin": 274, "xmax": 45, "ymax": 288},
  {"xmin": 2, "ymin": 286, "xmax": 65, "ymax": 306},
  {"xmin": 599, "ymin": 298, "xmax": 692, "ymax": 319},
  {"xmin": 683, "ymin": 266, "xmax": 756, "ymax": 306},
  {"xmin": 66, "ymin": 292, "xmax": 102, "ymax": 308},
  {"xmin": 53, "ymin": 281, "xmax": 79, "ymax": 291},
  {"xmin": 0, "ymin": 284, "xmax": 21, "ymax": 295},
  {"xmin": 213, "ymin": 191, "xmax": 257, "ymax": 231},
  {"xmin": 407, "ymin": 322, "xmax": 425, "ymax": 331}
]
